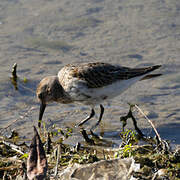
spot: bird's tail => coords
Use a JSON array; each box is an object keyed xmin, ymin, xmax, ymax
[
  {"xmin": 140, "ymin": 73, "xmax": 162, "ymax": 80},
  {"xmin": 141, "ymin": 65, "xmax": 161, "ymax": 73},
  {"xmin": 139, "ymin": 65, "xmax": 162, "ymax": 80}
]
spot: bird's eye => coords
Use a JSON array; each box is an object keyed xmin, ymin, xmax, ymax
[{"xmin": 38, "ymin": 93, "xmax": 43, "ymax": 99}]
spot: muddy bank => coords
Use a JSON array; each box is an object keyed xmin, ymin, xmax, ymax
[{"xmin": 0, "ymin": 0, "xmax": 180, "ymax": 146}]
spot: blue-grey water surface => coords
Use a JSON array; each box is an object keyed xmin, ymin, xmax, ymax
[{"xmin": 0, "ymin": 0, "xmax": 180, "ymax": 146}]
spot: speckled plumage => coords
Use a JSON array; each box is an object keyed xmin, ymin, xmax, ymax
[
  {"xmin": 36, "ymin": 62, "xmax": 161, "ymax": 128},
  {"xmin": 58, "ymin": 62, "xmax": 159, "ymax": 88}
]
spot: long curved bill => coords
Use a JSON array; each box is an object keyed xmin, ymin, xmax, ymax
[{"xmin": 38, "ymin": 102, "xmax": 46, "ymax": 128}]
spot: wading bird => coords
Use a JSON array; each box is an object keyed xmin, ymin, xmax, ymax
[{"xmin": 36, "ymin": 62, "xmax": 161, "ymax": 129}]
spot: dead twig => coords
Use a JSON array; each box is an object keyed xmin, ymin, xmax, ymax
[
  {"xmin": 53, "ymin": 144, "xmax": 61, "ymax": 177},
  {"xmin": 11, "ymin": 63, "xmax": 18, "ymax": 90},
  {"xmin": 134, "ymin": 104, "xmax": 162, "ymax": 142},
  {"xmin": 46, "ymin": 132, "xmax": 52, "ymax": 154},
  {"xmin": 2, "ymin": 140, "xmax": 24, "ymax": 155},
  {"xmin": 12, "ymin": 63, "xmax": 17, "ymax": 80}
]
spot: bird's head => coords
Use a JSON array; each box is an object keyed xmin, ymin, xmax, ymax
[{"xmin": 36, "ymin": 76, "xmax": 63, "ymax": 127}]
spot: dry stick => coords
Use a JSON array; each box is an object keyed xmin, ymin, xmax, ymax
[
  {"xmin": 12, "ymin": 63, "xmax": 17, "ymax": 79},
  {"xmin": 134, "ymin": 104, "xmax": 162, "ymax": 142},
  {"xmin": 11, "ymin": 62, "xmax": 35, "ymax": 94},
  {"xmin": 54, "ymin": 144, "xmax": 61, "ymax": 177},
  {"xmin": 2, "ymin": 140, "xmax": 24, "ymax": 155},
  {"xmin": 11, "ymin": 63, "xmax": 18, "ymax": 90}
]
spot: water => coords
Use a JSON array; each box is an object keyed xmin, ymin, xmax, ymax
[{"xmin": 0, "ymin": 0, "xmax": 180, "ymax": 146}]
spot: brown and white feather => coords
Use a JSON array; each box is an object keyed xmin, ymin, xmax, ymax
[{"xmin": 58, "ymin": 62, "xmax": 161, "ymax": 89}]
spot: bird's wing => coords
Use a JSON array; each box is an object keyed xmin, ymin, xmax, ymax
[{"xmin": 58, "ymin": 62, "xmax": 161, "ymax": 88}]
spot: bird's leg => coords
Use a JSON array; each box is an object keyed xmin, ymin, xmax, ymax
[
  {"xmin": 77, "ymin": 108, "xmax": 95, "ymax": 126},
  {"xmin": 90, "ymin": 104, "xmax": 104, "ymax": 130}
]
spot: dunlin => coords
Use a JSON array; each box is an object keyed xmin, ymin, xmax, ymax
[{"xmin": 36, "ymin": 62, "xmax": 161, "ymax": 128}]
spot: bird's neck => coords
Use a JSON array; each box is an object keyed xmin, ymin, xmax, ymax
[{"xmin": 53, "ymin": 78, "xmax": 73, "ymax": 104}]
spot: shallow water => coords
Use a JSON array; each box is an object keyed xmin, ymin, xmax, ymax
[{"xmin": 0, "ymin": 0, "xmax": 180, "ymax": 146}]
